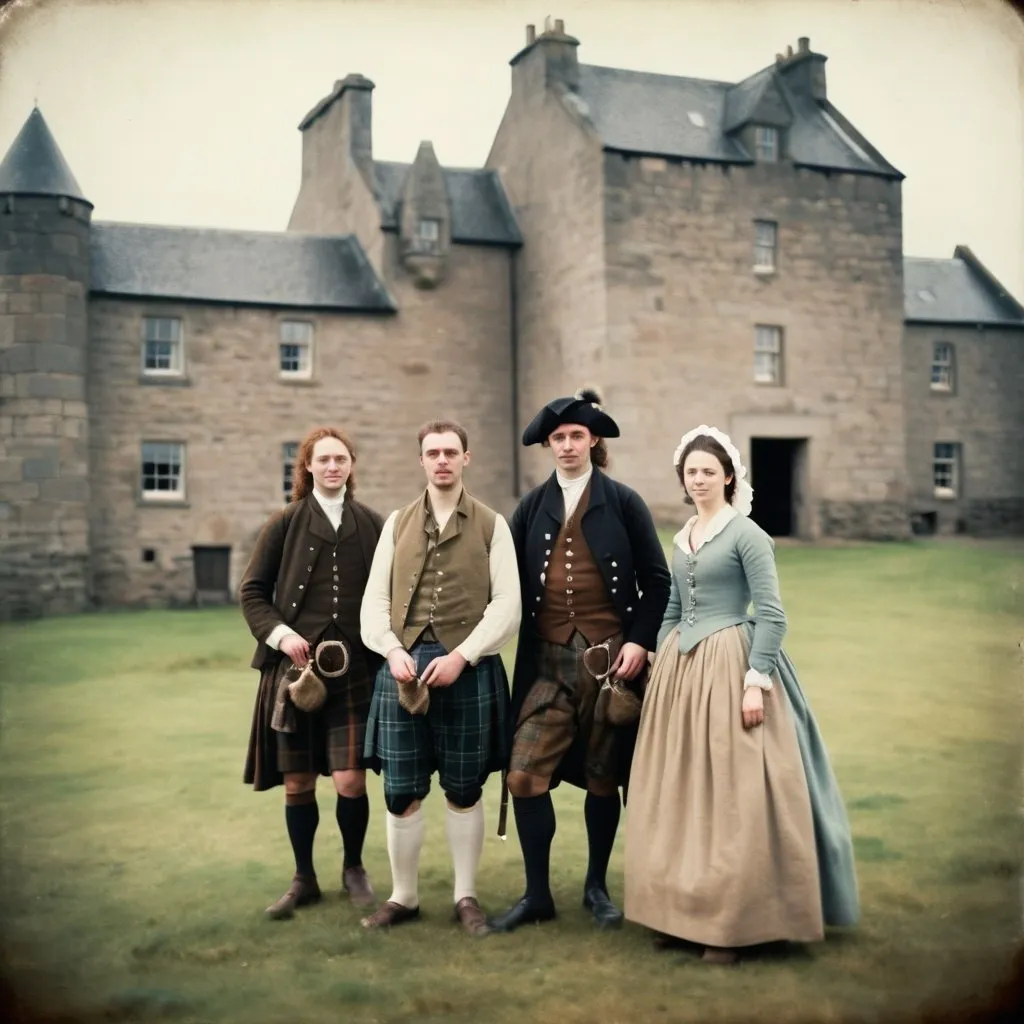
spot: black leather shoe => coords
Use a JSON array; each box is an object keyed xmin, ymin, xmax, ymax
[
  {"xmin": 583, "ymin": 886, "xmax": 624, "ymax": 929},
  {"xmin": 489, "ymin": 895, "xmax": 556, "ymax": 933}
]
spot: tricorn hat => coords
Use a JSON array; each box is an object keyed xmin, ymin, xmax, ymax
[{"xmin": 522, "ymin": 387, "xmax": 620, "ymax": 446}]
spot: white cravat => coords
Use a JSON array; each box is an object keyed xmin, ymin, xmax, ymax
[
  {"xmin": 556, "ymin": 464, "xmax": 592, "ymax": 522},
  {"xmin": 312, "ymin": 485, "xmax": 346, "ymax": 532}
]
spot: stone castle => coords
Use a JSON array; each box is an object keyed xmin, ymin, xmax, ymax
[{"xmin": 1, "ymin": 18, "xmax": 1022, "ymax": 619}]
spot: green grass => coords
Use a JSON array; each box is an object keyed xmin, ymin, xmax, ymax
[{"xmin": 0, "ymin": 538, "xmax": 1021, "ymax": 1023}]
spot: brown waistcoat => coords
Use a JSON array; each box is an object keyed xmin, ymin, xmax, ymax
[
  {"xmin": 389, "ymin": 488, "xmax": 496, "ymax": 653},
  {"xmin": 290, "ymin": 508, "xmax": 368, "ymax": 651},
  {"xmin": 537, "ymin": 482, "xmax": 621, "ymax": 646}
]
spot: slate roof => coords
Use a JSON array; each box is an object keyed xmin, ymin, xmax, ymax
[
  {"xmin": 90, "ymin": 223, "xmax": 396, "ymax": 311},
  {"xmin": 373, "ymin": 162, "xmax": 522, "ymax": 246},
  {"xmin": 904, "ymin": 247, "xmax": 1024, "ymax": 326},
  {"xmin": 575, "ymin": 62, "xmax": 903, "ymax": 179},
  {"xmin": 0, "ymin": 107, "xmax": 90, "ymax": 204}
]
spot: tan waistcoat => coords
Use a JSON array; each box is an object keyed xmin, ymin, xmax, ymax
[{"xmin": 389, "ymin": 488, "xmax": 497, "ymax": 653}]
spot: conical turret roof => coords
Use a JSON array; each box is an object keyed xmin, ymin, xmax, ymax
[{"xmin": 0, "ymin": 107, "xmax": 90, "ymax": 204}]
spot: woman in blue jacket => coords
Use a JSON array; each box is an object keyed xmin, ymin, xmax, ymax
[{"xmin": 623, "ymin": 425, "xmax": 859, "ymax": 964}]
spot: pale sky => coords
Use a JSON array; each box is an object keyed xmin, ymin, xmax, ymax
[{"xmin": 1, "ymin": 0, "xmax": 1022, "ymax": 299}]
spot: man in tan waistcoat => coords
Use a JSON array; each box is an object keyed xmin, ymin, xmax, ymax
[
  {"xmin": 359, "ymin": 419, "xmax": 521, "ymax": 935},
  {"xmin": 490, "ymin": 388, "xmax": 671, "ymax": 934}
]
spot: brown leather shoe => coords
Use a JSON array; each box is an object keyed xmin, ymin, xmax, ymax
[
  {"xmin": 360, "ymin": 900, "xmax": 420, "ymax": 929},
  {"xmin": 453, "ymin": 896, "xmax": 491, "ymax": 937},
  {"xmin": 265, "ymin": 874, "xmax": 321, "ymax": 920},
  {"xmin": 342, "ymin": 865, "xmax": 375, "ymax": 908}
]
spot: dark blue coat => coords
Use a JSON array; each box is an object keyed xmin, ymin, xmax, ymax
[{"xmin": 507, "ymin": 467, "xmax": 671, "ymax": 791}]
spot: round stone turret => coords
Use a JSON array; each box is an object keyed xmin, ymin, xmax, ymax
[{"xmin": 0, "ymin": 107, "xmax": 93, "ymax": 618}]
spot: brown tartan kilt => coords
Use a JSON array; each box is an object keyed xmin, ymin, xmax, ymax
[
  {"xmin": 509, "ymin": 631, "xmax": 646, "ymax": 787},
  {"xmin": 243, "ymin": 645, "xmax": 374, "ymax": 792}
]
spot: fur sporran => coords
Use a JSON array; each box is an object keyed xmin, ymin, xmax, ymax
[
  {"xmin": 285, "ymin": 661, "xmax": 328, "ymax": 713},
  {"xmin": 397, "ymin": 677, "xmax": 430, "ymax": 716}
]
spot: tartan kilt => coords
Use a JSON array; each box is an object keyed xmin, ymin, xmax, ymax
[
  {"xmin": 363, "ymin": 643, "xmax": 510, "ymax": 800},
  {"xmin": 511, "ymin": 632, "xmax": 646, "ymax": 795},
  {"xmin": 243, "ymin": 646, "xmax": 378, "ymax": 792}
]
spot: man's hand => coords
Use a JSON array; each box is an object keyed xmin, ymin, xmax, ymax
[
  {"xmin": 741, "ymin": 686, "xmax": 766, "ymax": 729},
  {"xmin": 387, "ymin": 647, "xmax": 417, "ymax": 684},
  {"xmin": 610, "ymin": 642, "xmax": 648, "ymax": 682},
  {"xmin": 280, "ymin": 634, "xmax": 310, "ymax": 667},
  {"xmin": 420, "ymin": 651, "xmax": 468, "ymax": 688}
]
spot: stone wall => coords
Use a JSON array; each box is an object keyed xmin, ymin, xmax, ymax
[
  {"xmin": 0, "ymin": 196, "xmax": 92, "ymax": 618},
  {"xmin": 86, "ymin": 239, "xmax": 514, "ymax": 607},
  {"xmin": 902, "ymin": 323, "xmax": 1024, "ymax": 535},
  {"xmin": 599, "ymin": 153, "xmax": 910, "ymax": 538},
  {"xmin": 486, "ymin": 36, "xmax": 608, "ymax": 492}
]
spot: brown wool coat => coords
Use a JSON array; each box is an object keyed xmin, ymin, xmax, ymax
[
  {"xmin": 239, "ymin": 494, "xmax": 385, "ymax": 670},
  {"xmin": 239, "ymin": 494, "xmax": 386, "ymax": 791}
]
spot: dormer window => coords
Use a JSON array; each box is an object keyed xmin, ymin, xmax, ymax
[
  {"xmin": 754, "ymin": 125, "xmax": 779, "ymax": 162},
  {"xmin": 413, "ymin": 218, "xmax": 441, "ymax": 253}
]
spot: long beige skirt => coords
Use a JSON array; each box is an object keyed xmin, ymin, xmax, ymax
[{"xmin": 623, "ymin": 625, "xmax": 824, "ymax": 948}]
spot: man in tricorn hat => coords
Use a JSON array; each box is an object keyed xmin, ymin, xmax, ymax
[{"xmin": 491, "ymin": 389, "xmax": 671, "ymax": 933}]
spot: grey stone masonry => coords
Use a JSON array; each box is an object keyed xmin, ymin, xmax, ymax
[{"xmin": 0, "ymin": 195, "xmax": 93, "ymax": 618}]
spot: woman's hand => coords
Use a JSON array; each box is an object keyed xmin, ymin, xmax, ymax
[{"xmin": 741, "ymin": 686, "xmax": 765, "ymax": 729}]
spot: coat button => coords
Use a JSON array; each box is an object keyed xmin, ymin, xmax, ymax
[
  {"xmin": 291, "ymin": 602, "xmax": 297, "ymax": 607},
  {"xmin": 332, "ymin": 613, "xmax": 338, "ymax": 619},
  {"xmin": 612, "ymin": 561, "xmax": 618, "ymax": 568},
  {"xmin": 309, "ymin": 546, "xmax": 314, "ymax": 551},
  {"xmin": 611, "ymin": 588, "xmax": 617, "ymax": 594},
  {"xmin": 307, "ymin": 565, "xmax": 312, "ymax": 571},
  {"xmin": 627, "ymin": 606, "xmax": 633, "ymax": 613},
  {"xmin": 545, "ymin": 549, "xmax": 551, "ymax": 556},
  {"xmin": 298, "ymin": 584, "xmax": 304, "ymax": 589},
  {"xmin": 612, "ymin": 576, "xmax": 618, "ymax": 582}
]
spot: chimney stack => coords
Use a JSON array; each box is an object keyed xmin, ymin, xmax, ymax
[
  {"xmin": 776, "ymin": 37, "xmax": 827, "ymax": 103},
  {"xmin": 526, "ymin": 24, "xmax": 536, "ymax": 44},
  {"xmin": 798, "ymin": 36, "xmax": 810, "ymax": 54},
  {"xmin": 510, "ymin": 15, "xmax": 580, "ymax": 93},
  {"xmin": 555, "ymin": 18, "xmax": 565, "ymax": 33}
]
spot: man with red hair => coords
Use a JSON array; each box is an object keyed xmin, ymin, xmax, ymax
[{"xmin": 241, "ymin": 427, "xmax": 385, "ymax": 921}]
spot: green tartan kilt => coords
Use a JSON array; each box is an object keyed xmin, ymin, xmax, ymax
[{"xmin": 364, "ymin": 641, "xmax": 510, "ymax": 802}]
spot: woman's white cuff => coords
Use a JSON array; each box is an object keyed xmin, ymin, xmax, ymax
[{"xmin": 743, "ymin": 667, "xmax": 774, "ymax": 691}]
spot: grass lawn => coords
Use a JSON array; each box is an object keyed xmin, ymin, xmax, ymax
[{"xmin": 0, "ymin": 538, "xmax": 1021, "ymax": 1023}]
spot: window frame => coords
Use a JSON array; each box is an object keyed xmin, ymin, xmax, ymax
[
  {"xmin": 141, "ymin": 316, "xmax": 184, "ymax": 377},
  {"xmin": 279, "ymin": 320, "xmax": 314, "ymax": 380},
  {"xmin": 753, "ymin": 324, "xmax": 784, "ymax": 385},
  {"xmin": 930, "ymin": 341, "xmax": 955, "ymax": 394},
  {"xmin": 932, "ymin": 442, "xmax": 960, "ymax": 500},
  {"xmin": 140, "ymin": 441, "xmax": 186, "ymax": 502},
  {"xmin": 282, "ymin": 441, "xmax": 300, "ymax": 504},
  {"xmin": 753, "ymin": 219, "xmax": 778, "ymax": 273},
  {"xmin": 754, "ymin": 125, "xmax": 780, "ymax": 163}
]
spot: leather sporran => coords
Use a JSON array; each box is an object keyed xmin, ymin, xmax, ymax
[
  {"xmin": 285, "ymin": 661, "xmax": 327, "ymax": 713},
  {"xmin": 584, "ymin": 639, "xmax": 643, "ymax": 727},
  {"xmin": 315, "ymin": 639, "xmax": 350, "ymax": 679},
  {"xmin": 397, "ymin": 677, "xmax": 430, "ymax": 716}
]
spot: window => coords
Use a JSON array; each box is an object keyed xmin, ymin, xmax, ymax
[
  {"xmin": 410, "ymin": 217, "xmax": 441, "ymax": 253},
  {"xmin": 933, "ymin": 443, "xmax": 960, "ymax": 499},
  {"xmin": 279, "ymin": 321, "xmax": 313, "ymax": 378},
  {"xmin": 754, "ymin": 325, "xmax": 783, "ymax": 384},
  {"xmin": 754, "ymin": 220, "xmax": 777, "ymax": 272},
  {"xmin": 930, "ymin": 342, "xmax": 955, "ymax": 392},
  {"xmin": 282, "ymin": 441, "xmax": 299, "ymax": 503},
  {"xmin": 141, "ymin": 442, "xmax": 185, "ymax": 501},
  {"xmin": 142, "ymin": 317, "xmax": 183, "ymax": 376},
  {"xmin": 754, "ymin": 125, "xmax": 779, "ymax": 162}
]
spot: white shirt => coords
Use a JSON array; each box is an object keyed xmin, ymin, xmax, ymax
[
  {"xmin": 265, "ymin": 485, "xmax": 346, "ymax": 651},
  {"xmin": 360, "ymin": 501, "xmax": 522, "ymax": 666},
  {"xmin": 556, "ymin": 464, "xmax": 593, "ymax": 522}
]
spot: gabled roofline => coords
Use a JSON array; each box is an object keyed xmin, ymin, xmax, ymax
[{"xmin": 955, "ymin": 244, "xmax": 1024, "ymax": 320}]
